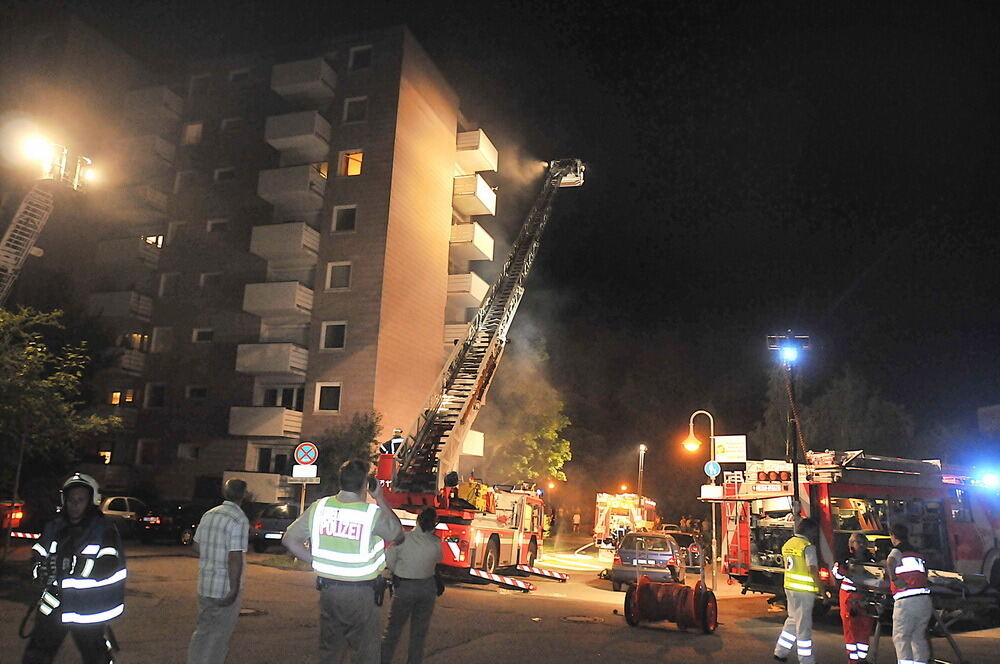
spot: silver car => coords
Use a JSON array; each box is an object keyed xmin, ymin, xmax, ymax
[{"xmin": 610, "ymin": 532, "xmax": 685, "ymax": 591}]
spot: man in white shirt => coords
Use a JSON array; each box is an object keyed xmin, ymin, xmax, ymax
[
  {"xmin": 187, "ymin": 479, "xmax": 249, "ymax": 664},
  {"xmin": 381, "ymin": 507, "xmax": 443, "ymax": 664}
]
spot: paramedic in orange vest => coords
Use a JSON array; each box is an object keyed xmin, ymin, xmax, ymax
[
  {"xmin": 832, "ymin": 533, "xmax": 877, "ymax": 663},
  {"xmin": 886, "ymin": 523, "xmax": 933, "ymax": 664},
  {"xmin": 283, "ymin": 459, "xmax": 402, "ymax": 664}
]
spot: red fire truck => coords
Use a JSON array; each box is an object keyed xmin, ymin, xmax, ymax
[
  {"xmin": 720, "ymin": 450, "xmax": 1000, "ymax": 608},
  {"xmin": 593, "ymin": 492, "xmax": 657, "ymax": 549}
]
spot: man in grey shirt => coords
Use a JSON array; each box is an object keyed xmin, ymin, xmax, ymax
[{"xmin": 382, "ymin": 507, "xmax": 443, "ymax": 664}]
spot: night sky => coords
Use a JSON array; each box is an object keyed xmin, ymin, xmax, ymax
[{"xmin": 18, "ymin": 2, "xmax": 1000, "ymax": 478}]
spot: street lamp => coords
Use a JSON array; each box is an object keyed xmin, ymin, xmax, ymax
[
  {"xmin": 620, "ymin": 484, "xmax": 628, "ymax": 492},
  {"xmin": 683, "ymin": 409, "xmax": 718, "ymax": 590},
  {"xmin": 637, "ymin": 443, "xmax": 647, "ymax": 501},
  {"xmin": 767, "ymin": 330, "xmax": 810, "ymax": 517}
]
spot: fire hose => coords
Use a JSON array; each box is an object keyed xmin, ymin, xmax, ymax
[{"xmin": 623, "ymin": 576, "xmax": 719, "ymax": 633}]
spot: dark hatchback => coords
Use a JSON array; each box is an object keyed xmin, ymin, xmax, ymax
[
  {"xmin": 249, "ymin": 503, "xmax": 300, "ymax": 552},
  {"xmin": 661, "ymin": 530, "xmax": 702, "ymax": 568},
  {"xmin": 610, "ymin": 532, "xmax": 685, "ymax": 591},
  {"xmin": 139, "ymin": 501, "xmax": 212, "ymax": 545}
]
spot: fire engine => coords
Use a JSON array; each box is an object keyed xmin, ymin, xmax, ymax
[
  {"xmin": 720, "ymin": 450, "xmax": 1000, "ymax": 609},
  {"xmin": 593, "ymin": 492, "xmax": 657, "ymax": 548},
  {"xmin": 377, "ymin": 159, "xmax": 585, "ymax": 589}
]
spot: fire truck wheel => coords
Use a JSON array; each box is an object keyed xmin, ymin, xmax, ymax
[
  {"xmin": 527, "ymin": 539, "xmax": 538, "ymax": 567},
  {"xmin": 483, "ymin": 537, "xmax": 500, "ymax": 574},
  {"xmin": 698, "ymin": 589, "xmax": 719, "ymax": 633}
]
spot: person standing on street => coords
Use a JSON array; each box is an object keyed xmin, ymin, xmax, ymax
[
  {"xmin": 22, "ymin": 473, "xmax": 126, "ymax": 664},
  {"xmin": 774, "ymin": 517, "xmax": 820, "ymax": 664},
  {"xmin": 572, "ymin": 511, "xmax": 581, "ymax": 534},
  {"xmin": 187, "ymin": 478, "xmax": 249, "ymax": 664},
  {"xmin": 886, "ymin": 523, "xmax": 933, "ymax": 664},
  {"xmin": 283, "ymin": 459, "xmax": 403, "ymax": 664},
  {"xmin": 381, "ymin": 507, "xmax": 443, "ymax": 664},
  {"xmin": 832, "ymin": 533, "xmax": 877, "ymax": 662}
]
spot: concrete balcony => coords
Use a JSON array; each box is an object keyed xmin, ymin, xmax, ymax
[
  {"xmin": 96, "ymin": 237, "xmax": 160, "ymax": 269},
  {"xmin": 265, "ymin": 111, "xmax": 331, "ymax": 163},
  {"xmin": 249, "ymin": 222, "xmax": 319, "ymax": 267},
  {"xmin": 243, "ymin": 281, "xmax": 313, "ymax": 321},
  {"xmin": 120, "ymin": 134, "xmax": 175, "ymax": 172},
  {"xmin": 444, "ymin": 322, "xmax": 470, "ymax": 345},
  {"xmin": 236, "ymin": 343, "xmax": 309, "ymax": 382},
  {"xmin": 456, "ymin": 129, "xmax": 499, "ymax": 174},
  {"xmin": 123, "ymin": 86, "xmax": 183, "ymax": 126},
  {"xmin": 125, "ymin": 184, "xmax": 170, "ymax": 216},
  {"xmin": 447, "ymin": 272, "xmax": 490, "ymax": 308},
  {"xmin": 453, "ymin": 174, "xmax": 496, "ymax": 217},
  {"xmin": 271, "ymin": 58, "xmax": 336, "ymax": 103},
  {"xmin": 257, "ymin": 164, "xmax": 327, "ymax": 212},
  {"xmin": 229, "ymin": 407, "xmax": 303, "ymax": 438},
  {"xmin": 449, "ymin": 222, "xmax": 494, "ymax": 263},
  {"xmin": 115, "ymin": 349, "xmax": 146, "ymax": 375},
  {"xmin": 87, "ymin": 291, "xmax": 153, "ymax": 321}
]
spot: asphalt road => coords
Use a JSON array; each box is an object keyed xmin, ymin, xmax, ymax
[{"xmin": 1, "ymin": 540, "xmax": 996, "ymax": 663}]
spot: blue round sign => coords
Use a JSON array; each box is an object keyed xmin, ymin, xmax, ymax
[{"xmin": 704, "ymin": 460, "xmax": 722, "ymax": 478}]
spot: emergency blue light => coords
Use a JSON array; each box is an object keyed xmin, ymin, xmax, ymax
[
  {"xmin": 980, "ymin": 472, "xmax": 1000, "ymax": 489},
  {"xmin": 780, "ymin": 346, "xmax": 799, "ymax": 363}
]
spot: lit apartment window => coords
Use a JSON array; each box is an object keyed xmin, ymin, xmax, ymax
[
  {"xmin": 98, "ymin": 450, "xmax": 112, "ymax": 465},
  {"xmin": 338, "ymin": 151, "xmax": 363, "ymax": 176},
  {"xmin": 150, "ymin": 327, "xmax": 173, "ymax": 353},
  {"xmin": 326, "ymin": 262, "xmax": 352, "ymax": 290},
  {"xmin": 221, "ymin": 116, "xmax": 243, "ymax": 131},
  {"xmin": 144, "ymin": 384, "xmax": 166, "ymax": 408},
  {"xmin": 343, "ymin": 97, "xmax": 368, "ymax": 123},
  {"xmin": 228, "ymin": 68, "xmax": 250, "ymax": 83},
  {"xmin": 315, "ymin": 383, "xmax": 342, "ymax": 412},
  {"xmin": 320, "ymin": 322, "xmax": 346, "ymax": 350},
  {"xmin": 142, "ymin": 234, "xmax": 164, "ymax": 248},
  {"xmin": 174, "ymin": 170, "xmax": 196, "ymax": 193},
  {"xmin": 188, "ymin": 73, "xmax": 210, "ymax": 97},
  {"xmin": 159, "ymin": 272, "xmax": 180, "ymax": 297},
  {"xmin": 200, "ymin": 272, "xmax": 222, "ymax": 288},
  {"xmin": 192, "ymin": 328, "xmax": 214, "ymax": 343},
  {"xmin": 181, "ymin": 122, "xmax": 203, "ymax": 145},
  {"xmin": 312, "ymin": 161, "xmax": 329, "ymax": 179},
  {"xmin": 206, "ymin": 218, "xmax": 230, "ymax": 233},
  {"xmin": 123, "ymin": 389, "xmax": 135, "ymax": 403},
  {"xmin": 186, "ymin": 385, "xmax": 208, "ymax": 399},
  {"xmin": 332, "ymin": 205, "xmax": 357, "ymax": 232},
  {"xmin": 213, "ymin": 167, "xmax": 237, "ymax": 182},
  {"xmin": 348, "ymin": 45, "xmax": 373, "ymax": 71},
  {"xmin": 119, "ymin": 333, "xmax": 150, "ymax": 351},
  {"xmin": 109, "ymin": 391, "xmax": 123, "ymax": 406}
]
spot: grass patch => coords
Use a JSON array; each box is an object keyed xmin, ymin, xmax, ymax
[{"xmin": 253, "ymin": 554, "xmax": 311, "ymax": 571}]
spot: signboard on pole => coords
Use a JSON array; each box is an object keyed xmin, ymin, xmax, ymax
[
  {"xmin": 292, "ymin": 464, "xmax": 318, "ymax": 478},
  {"xmin": 288, "ymin": 476, "xmax": 320, "ymax": 484},
  {"xmin": 713, "ymin": 435, "xmax": 747, "ymax": 463}
]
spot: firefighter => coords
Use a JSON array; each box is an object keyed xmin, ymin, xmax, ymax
[
  {"xmin": 22, "ymin": 473, "xmax": 126, "ymax": 664},
  {"xmin": 833, "ymin": 533, "xmax": 877, "ymax": 662},
  {"xmin": 774, "ymin": 517, "xmax": 820, "ymax": 664},
  {"xmin": 886, "ymin": 523, "xmax": 933, "ymax": 664}
]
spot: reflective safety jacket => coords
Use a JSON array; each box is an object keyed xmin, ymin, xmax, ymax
[
  {"xmin": 32, "ymin": 515, "xmax": 126, "ymax": 624},
  {"xmin": 309, "ymin": 497, "xmax": 386, "ymax": 581},
  {"xmin": 832, "ymin": 552, "xmax": 875, "ymax": 593},
  {"xmin": 783, "ymin": 535, "xmax": 819, "ymax": 594},
  {"xmin": 889, "ymin": 549, "xmax": 930, "ymax": 600}
]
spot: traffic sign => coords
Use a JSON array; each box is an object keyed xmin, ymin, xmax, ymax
[
  {"xmin": 704, "ymin": 460, "xmax": 722, "ymax": 478},
  {"xmin": 294, "ymin": 441, "xmax": 318, "ymax": 465}
]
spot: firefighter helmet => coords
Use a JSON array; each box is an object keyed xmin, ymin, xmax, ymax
[{"xmin": 62, "ymin": 473, "xmax": 102, "ymax": 506}]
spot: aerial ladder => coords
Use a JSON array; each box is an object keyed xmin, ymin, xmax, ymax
[
  {"xmin": 393, "ymin": 158, "xmax": 585, "ymax": 497},
  {"xmin": 0, "ymin": 142, "xmax": 93, "ymax": 307}
]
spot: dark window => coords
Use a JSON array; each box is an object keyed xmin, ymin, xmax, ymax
[
  {"xmin": 229, "ymin": 68, "xmax": 250, "ymax": 84},
  {"xmin": 327, "ymin": 263, "xmax": 351, "ymax": 289},
  {"xmin": 322, "ymin": 323, "xmax": 346, "ymax": 349},
  {"xmin": 193, "ymin": 329, "xmax": 214, "ymax": 343},
  {"xmin": 318, "ymin": 385, "xmax": 341, "ymax": 411},
  {"xmin": 187, "ymin": 386, "xmax": 208, "ymax": 399},
  {"xmin": 343, "ymin": 97, "xmax": 368, "ymax": 123},
  {"xmin": 147, "ymin": 384, "xmax": 166, "ymax": 408},
  {"xmin": 257, "ymin": 447, "xmax": 272, "ymax": 473},
  {"xmin": 214, "ymin": 168, "xmax": 237, "ymax": 182},
  {"xmin": 274, "ymin": 454, "xmax": 288, "ymax": 476},
  {"xmin": 349, "ymin": 46, "xmax": 373, "ymax": 71},
  {"xmin": 264, "ymin": 387, "xmax": 304, "ymax": 412},
  {"xmin": 334, "ymin": 207, "xmax": 357, "ymax": 232}
]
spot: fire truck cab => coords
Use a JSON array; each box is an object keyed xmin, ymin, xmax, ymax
[{"xmin": 722, "ymin": 451, "xmax": 1000, "ymax": 605}]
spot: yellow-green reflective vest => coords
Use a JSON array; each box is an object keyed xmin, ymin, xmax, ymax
[
  {"xmin": 309, "ymin": 497, "xmax": 386, "ymax": 581},
  {"xmin": 782, "ymin": 534, "xmax": 819, "ymax": 593}
]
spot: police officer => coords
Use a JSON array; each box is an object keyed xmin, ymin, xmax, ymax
[
  {"xmin": 832, "ymin": 533, "xmax": 877, "ymax": 662},
  {"xmin": 886, "ymin": 523, "xmax": 933, "ymax": 664},
  {"xmin": 774, "ymin": 517, "xmax": 820, "ymax": 664},
  {"xmin": 283, "ymin": 459, "xmax": 402, "ymax": 664},
  {"xmin": 23, "ymin": 473, "xmax": 126, "ymax": 664}
]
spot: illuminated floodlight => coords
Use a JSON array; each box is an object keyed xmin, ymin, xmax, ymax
[
  {"xmin": 23, "ymin": 136, "xmax": 54, "ymax": 163},
  {"xmin": 980, "ymin": 472, "xmax": 1000, "ymax": 489},
  {"xmin": 780, "ymin": 346, "xmax": 799, "ymax": 363},
  {"xmin": 83, "ymin": 167, "xmax": 99, "ymax": 182}
]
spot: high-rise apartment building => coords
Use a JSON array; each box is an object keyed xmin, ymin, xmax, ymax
[{"xmin": 2, "ymin": 19, "xmax": 499, "ymax": 501}]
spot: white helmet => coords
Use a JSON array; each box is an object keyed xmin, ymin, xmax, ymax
[{"xmin": 62, "ymin": 473, "xmax": 102, "ymax": 506}]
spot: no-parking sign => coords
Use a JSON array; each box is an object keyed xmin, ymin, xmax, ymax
[{"xmin": 294, "ymin": 441, "xmax": 318, "ymax": 465}]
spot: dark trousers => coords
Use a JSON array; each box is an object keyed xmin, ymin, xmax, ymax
[
  {"xmin": 319, "ymin": 581, "xmax": 380, "ymax": 664},
  {"xmin": 381, "ymin": 577, "xmax": 437, "ymax": 664},
  {"xmin": 22, "ymin": 610, "xmax": 112, "ymax": 664}
]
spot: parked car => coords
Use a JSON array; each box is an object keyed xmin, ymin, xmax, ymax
[
  {"xmin": 610, "ymin": 532, "xmax": 685, "ymax": 591},
  {"xmin": 660, "ymin": 529, "xmax": 701, "ymax": 568},
  {"xmin": 100, "ymin": 496, "xmax": 148, "ymax": 538},
  {"xmin": 139, "ymin": 501, "xmax": 212, "ymax": 545},
  {"xmin": 249, "ymin": 503, "xmax": 300, "ymax": 553}
]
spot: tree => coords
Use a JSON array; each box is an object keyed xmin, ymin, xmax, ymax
[
  {"xmin": 0, "ymin": 308, "xmax": 121, "ymax": 496},
  {"xmin": 474, "ymin": 335, "xmax": 572, "ymax": 483},
  {"xmin": 314, "ymin": 410, "xmax": 381, "ymax": 493}
]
